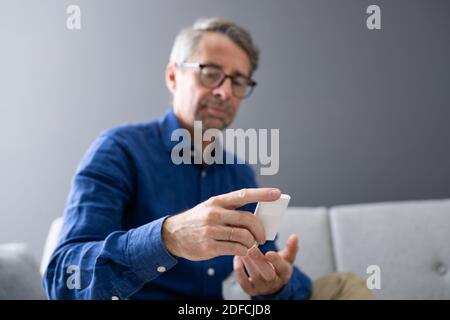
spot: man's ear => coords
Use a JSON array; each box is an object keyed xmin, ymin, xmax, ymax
[{"xmin": 165, "ymin": 62, "xmax": 177, "ymax": 95}]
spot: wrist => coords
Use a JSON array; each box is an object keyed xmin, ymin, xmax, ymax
[{"xmin": 162, "ymin": 215, "xmax": 180, "ymax": 257}]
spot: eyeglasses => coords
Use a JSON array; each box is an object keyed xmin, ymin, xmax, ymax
[{"xmin": 180, "ymin": 62, "xmax": 257, "ymax": 99}]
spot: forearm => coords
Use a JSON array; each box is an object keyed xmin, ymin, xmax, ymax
[{"xmin": 43, "ymin": 216, "xmax": 178, "ymax": 300}]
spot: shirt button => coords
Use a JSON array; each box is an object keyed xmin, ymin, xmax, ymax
[
  {"xmin": 111, "ymin": 296, "xmax": 119, "ymax": 300},
  {"xmin": 207, "ymin": 267, "xmax": 215, "ymax": 276},
  {"xmin": 157, "ymin": 266, "xmax": 166, "ymax": 273},
  {"xmin": 201, "ymin": 170, "xmax": 207, "ymax": 178}
]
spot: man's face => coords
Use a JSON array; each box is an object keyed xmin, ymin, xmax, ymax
[{"xmin": 167, "ymin": 32, "xmax": 252, "ymax": 132}]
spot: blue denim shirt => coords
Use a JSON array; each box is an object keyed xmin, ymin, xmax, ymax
[{"xmin": 43, "ymin": 108, "xmax": 312, "ymax": 300}]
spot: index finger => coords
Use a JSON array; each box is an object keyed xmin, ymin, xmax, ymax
[{"xmin": 210, "ymin": 188, "xmax": 281, "ymax": 209}]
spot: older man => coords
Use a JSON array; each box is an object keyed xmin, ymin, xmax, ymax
[{"xmin": 43, "ymin": 17, "xmax": 372, "ymax": 300}]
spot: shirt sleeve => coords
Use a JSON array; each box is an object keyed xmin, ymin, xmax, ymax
[{"xmin": 42, "ymin": 133, "xmax": 178, "ymax": 300}]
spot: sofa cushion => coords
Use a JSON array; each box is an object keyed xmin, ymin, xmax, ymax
[
  {"xmin": 277, "ymin": 207, "xmax": 334, "ymax": 280},
  {"xmin": 0, "ymin": 243, "xmax": 46, "ymax": 300},
  {"xmin": 40, "ymin": 217, "xmax": 63, "ymax": 275},
  {"xmin": 330, "ymin": 199, "xmax": 450, "ymax": 299}
]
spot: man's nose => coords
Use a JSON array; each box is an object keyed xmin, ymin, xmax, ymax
[{"xmin": 212, "ymin": 77, "xmax": 233, "ymax": 100}]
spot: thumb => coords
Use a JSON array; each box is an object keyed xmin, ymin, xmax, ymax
[{"xmin": 279, "ymin": 234, "xmax": 298, "ymax": 264}]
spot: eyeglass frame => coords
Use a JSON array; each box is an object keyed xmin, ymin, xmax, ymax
[{"xmin": 179, "ymin": 62, "xmax": 258, "ymax": 99}]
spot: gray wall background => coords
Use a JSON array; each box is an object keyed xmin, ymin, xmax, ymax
[{"xmin": 1, "ymin": 0, "xmax": 449, "ymax": 261}]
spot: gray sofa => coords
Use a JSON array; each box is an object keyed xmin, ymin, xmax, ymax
[
  {"xmin": 273, "ymin": 199, "xmax": 450, "ymax": 299},
  {"xmin": 3, "ymin": 198, "xmax": 450, "ymax": 299},
  {"xmin": 0, "ymin": 243, "xmax": 46, "ymax": 300}
]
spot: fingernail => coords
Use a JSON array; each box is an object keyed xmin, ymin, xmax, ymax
[
  {"xmin": 269, "ymin": 189, "xmax": 280, "ymax": 197},
  {"xmin": 249, "ymin": 247, "xmax": 260, "ymax": 258}
]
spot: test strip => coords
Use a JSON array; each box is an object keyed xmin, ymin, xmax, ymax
[{"xmin": 254, "ymin": 194, "xmax": 290, "ymax": 241}]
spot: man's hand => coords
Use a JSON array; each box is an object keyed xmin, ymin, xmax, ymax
[
  {"xmin": 233, "ymin": 234, "xmax": 299, "ymax": 296},
  {"xmin": 162, "ymin": 188, "xmax": 281, "ymax": 261}
]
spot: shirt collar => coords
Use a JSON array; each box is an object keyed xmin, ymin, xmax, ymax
[
  {"xmin": 158, "ymin": 106, "xmax": 227, "ymax": 164},
  {"xmin": 159, "ymin": 107, "xmax": 183, "ymax": 152}
]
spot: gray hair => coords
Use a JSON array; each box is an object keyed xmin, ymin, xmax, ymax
[{"xmin": 169, "ymin": 17, "xmax": 259, "ymax": 75}]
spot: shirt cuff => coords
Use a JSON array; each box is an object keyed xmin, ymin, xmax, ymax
[
  {"xmin": 252, "ymin": 281, "xmax": 293, "ymax": 300},
  {"xmin": 127, "ymin": 215, "xmax": 178, "ymax": 282}
]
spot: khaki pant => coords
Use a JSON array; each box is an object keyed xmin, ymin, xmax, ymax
[{"xmin": 310, "ymin": 272, "xmax": 374, "ymax": 300}]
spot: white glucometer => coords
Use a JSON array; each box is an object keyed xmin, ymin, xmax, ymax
[{"xmin": 254, "ymin": 194, "xmax": 291, "ymax": 241}]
